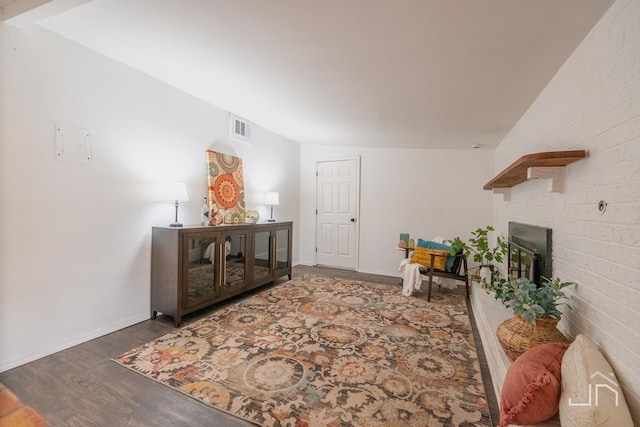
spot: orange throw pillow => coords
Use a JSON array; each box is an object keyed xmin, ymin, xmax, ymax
[{"xmin": 499, "ymin": 342, "xmax": 570, "ymax": 427}]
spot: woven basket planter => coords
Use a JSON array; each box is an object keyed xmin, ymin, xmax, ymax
[{"xmin": 497, "ymin": 316, "xmax": 568, "ymax": 361}]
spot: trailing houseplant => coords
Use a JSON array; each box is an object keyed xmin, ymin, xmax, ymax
[
  {"xmin": 484, "ymin": 275, "xmax": 575, "ymax": 360},
  {"xmin": 449, "ymin": 225, "xmax": 508, "ymax": 283}
]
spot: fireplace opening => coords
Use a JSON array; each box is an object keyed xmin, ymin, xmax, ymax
[{"xmin": 507, "ymin": 222, "xmax": 552, "ymax": 285}]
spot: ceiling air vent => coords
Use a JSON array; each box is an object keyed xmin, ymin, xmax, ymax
[{"xmin": 230, "ymin": 114, "xmax": 251, "ymax": 142}]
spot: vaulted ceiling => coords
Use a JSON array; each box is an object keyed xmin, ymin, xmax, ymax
[{"xmin": 2, "ymin": 0, "xmax": 614, "ymax": 148}]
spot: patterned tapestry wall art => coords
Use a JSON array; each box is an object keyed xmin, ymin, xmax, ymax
[{"xmin": 206, "ymin": 150, "xmax": 245, "ymax": 224}]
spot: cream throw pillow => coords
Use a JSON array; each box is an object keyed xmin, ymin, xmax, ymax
[{"xmin": 559, "ymin": 334, "xmax": 634, "ymax": 427}]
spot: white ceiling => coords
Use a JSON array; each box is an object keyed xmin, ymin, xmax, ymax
[{"xmin": 6, "ymin": 0, "xmax": 614, "ymax": 149}]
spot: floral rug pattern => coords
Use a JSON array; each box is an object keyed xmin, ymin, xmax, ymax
[{"xmin": 114, "ymin": 274, "xmax": 491, "ymax": 426}]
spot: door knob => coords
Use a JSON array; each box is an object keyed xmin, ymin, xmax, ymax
[{"xmin": 350, "ymin": 218, "xmax": 356, "ymax": 222}]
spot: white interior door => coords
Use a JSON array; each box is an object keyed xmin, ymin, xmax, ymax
[{"xmin": 316, "ymin": 158, "xmax": 359, "ymax": 269}]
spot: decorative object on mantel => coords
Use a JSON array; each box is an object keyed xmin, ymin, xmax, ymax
[
  {"xmin": 484, "ymin": 150, "xmax": 587, "ymax": 201},
  {"xmin": 485, "ymin": 276, "xmax": 574, "ymax": 360},
  {"xmin": 206, "ymin": 150, "xmax": 246, "ymax": 224},
  {"xmin": 210, "ymin": 208, "xmax": 226, "ymax": 226},
  {"xmin": 265, "ymin": 191, "xmax": 279, "ymax": 222},
  {"xmin": 162, "ymin": 182, "xmax": 189, "ymax": 227},
  {"xmin": 200, "ymin": 197, "xmax": 209, "ymax": 226},
  {"xmin": 449, "ymin": 225, "xmax": 508, "ymax": 285},
  {"xmin": 245, "ymin": 209, "xmax": 259, "ymax": 223}
]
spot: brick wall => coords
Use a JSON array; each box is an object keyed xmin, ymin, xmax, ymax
[{"xmin": 491, "ymin": 0, "xmax": 640, "ymax": 421}]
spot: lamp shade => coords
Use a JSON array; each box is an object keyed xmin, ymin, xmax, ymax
[
  {"xmin": 162, "ymin": 182, "xmax": 189, "ymax": 202},
  {"xmin": 265, "ymin": 192, "xmax": 279, "ymax": 205}
]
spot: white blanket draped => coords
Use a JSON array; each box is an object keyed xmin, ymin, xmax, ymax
[
  {"xmin": 399, "ymin": 258, "xmax": 422, "ymax": 296},
  {"xmin": 399, "ymin": 235, "xmax": 460, "ymax": 296}
]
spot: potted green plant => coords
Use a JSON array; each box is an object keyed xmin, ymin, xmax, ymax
[
  {"xmin": 485, "ymin": 276, "xmax": 575, "ymax": 360},
  {"xmin": 487, "ymin": 277, "xmax": 574, "ymax": 323},
  {"xmin": 449, "ymin": 225, "xmax": 508, "ymax": 284}
]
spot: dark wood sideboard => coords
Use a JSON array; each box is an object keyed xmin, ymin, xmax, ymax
[{"xmin": 151, "ymin": 221, "xmax": 292, "ymax": 326}]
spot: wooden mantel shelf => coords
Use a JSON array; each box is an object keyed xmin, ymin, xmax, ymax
[{"xmin": 484, "ymin": 150, "xmax": 587, "ymax": 192}]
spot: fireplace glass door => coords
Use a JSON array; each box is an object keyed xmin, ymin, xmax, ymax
[{"xmin": 508, "ymin": 243, "xmax": 541, "ymax": 284}]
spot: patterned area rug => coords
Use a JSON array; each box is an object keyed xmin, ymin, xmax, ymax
[{"xmin": 114, "ymin": 274, "xmax": 491, "ymax": 426}]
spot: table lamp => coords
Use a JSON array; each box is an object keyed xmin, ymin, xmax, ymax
[
  {"xmin": 265, "ymin": 191, "xmax": 279, "ymax": 222},
  {"xmin": 163, "ymin": 182, "xmax": 189, "ymax": 227}
]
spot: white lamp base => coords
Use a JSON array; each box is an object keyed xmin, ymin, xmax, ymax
[
  {"xmin": 267, "ymin": 204, "xmax": 276, "ymax": 222},
  {"xmin": 170, "ymin": 201, "xmax": 183, "ymax": 227}
]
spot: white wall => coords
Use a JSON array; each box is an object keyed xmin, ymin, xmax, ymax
[
  {"xmin": 0, "ymin": 24, "xmax": 300, "ymax": 372},
  {"xmin": 480, "ymin": 0, "xmax": 640, "ymax": 421},
  {"xmin": 299, "ymin": 145, "xmax": 494, "ymax": 276}
]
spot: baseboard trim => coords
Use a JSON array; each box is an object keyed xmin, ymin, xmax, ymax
[
  {"xmin": 0, "ymin": 313, "xmax": 149, "ymax": 373},
  {"xmin": 353, "ymin": 267, "xmax": 400, "ymax": 278}
]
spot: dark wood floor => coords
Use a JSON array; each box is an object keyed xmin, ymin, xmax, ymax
[{"xmin": 0, "ymin": 265, "xmax": 498, "ymax": 426}]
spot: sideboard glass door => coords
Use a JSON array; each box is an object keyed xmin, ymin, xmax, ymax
[
  {"xmin": 220, "ymin": 231, "xmax": 248, "ymax": 296},
  {"xmin": 275, "ymin": 227, "xmax": 290, "ymax": 272},
  {"xmin": 183, "ymin": 233, "xmax": 221, "ymax": 308},
  {"xmin": 253, "ymin": 230, "xmax": 271, "ymax": 282}
]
